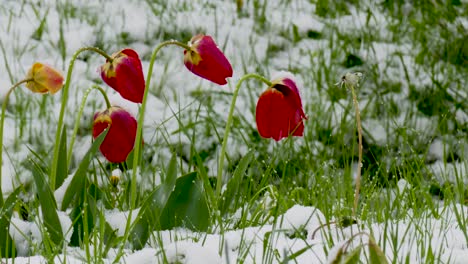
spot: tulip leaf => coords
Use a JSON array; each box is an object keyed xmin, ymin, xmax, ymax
[
  {"xmin": 369, "ymin": 237, "xmax": 389, "ymax": 264},
  {"xmin": 69, "ymin": 184, "xmax": 95, "ymax": 247},
  {"xmin": 160, "ymin": 171, "xmax": 210, "ymax": 231},
  {"xmin": 165, "ymin": 153, "xmax": 178, "ymax": 185},
  {"xmin": 129, "ymin": 154, "xmax": 178, "ymax": 249},
  {"xmin": 55, "ymin": 125, "xmax": 68, "ymax": 190},
  {"xmin": 221, "ymin": 150, "xmax": 254, "ymax": 214},
  {"xmin": 0, "ymin": 187, "xmax": 21, "ymax": 258},
  {"xmin": 30, "ymin": 159, "xmax": 63, "ymax": 247},
  {"xmin": 61, "ymin": 129, "xmax": 108, "ymax": 211},
  {"xmin": 344, "ymin": 245, "xmax": 362, "ymax": 264}
]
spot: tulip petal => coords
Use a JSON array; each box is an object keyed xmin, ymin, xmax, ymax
[
  {"xmin": 101, "ymin": 49, "xmax": 145, "ymax": 103},
  {"xmin": 184, "ymin": 34, "xmax": 233, "ymax": 85},
  {"xmin": 25, "ymin": 62, "xmax": 64, "ymax": 94},
  {"xmin": 93, "ymin": 106, "xmax": 137, "ymax": 163},
  {"xmin": 255, "ymin": 77, "xmax": 306, "ymax": 141}
]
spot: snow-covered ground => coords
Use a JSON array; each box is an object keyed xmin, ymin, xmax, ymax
[
  {"xmin": 7, "ymin": 203, "xmax": 468, "ymax": 263},
  {"xmin": 1, "ymin": 0, "xmax": 467, "ymax": 263}
]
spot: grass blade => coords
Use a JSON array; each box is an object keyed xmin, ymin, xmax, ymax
[
  {"xmin": 369, "ymin": 237, "xmax": 389, "ymax": 264},
  {"xmin": 30, "ymin": 159, "xmax": 63, "ymax": 248},
  {"xmin": 55, "ymin": 125, "xmax": 68, "ymax": 190},
  {"xmin": 61, "ymin": 129, "xmax": 108, "ymax": 211},
  {"xmin": 221, "ymin": 150, "xmax": 254, "ymax": 214},
  {"xmin": 0, "ymin": 187, "xmax": 21, "ymax": 258},
  {"xmin": 129, "ymin": 154, "xmax": 178, "ymax": 249}
]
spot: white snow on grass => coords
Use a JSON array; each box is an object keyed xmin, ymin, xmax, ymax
[
  {"xmin": 6, "ymin": 205, "xmax": 468, "ymax": 263},
  {"xmin": 105, "ymin": 208, "xmax": 141, "ymax": 237}
]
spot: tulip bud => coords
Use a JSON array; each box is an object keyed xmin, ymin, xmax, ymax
[
  {"xmin": 256, "ymin": 77, "xmax": 307, "ymax": 141},
  {"xmin": 93, "ymin": 106, "xmax": 137, "ymax": 163},
  {"xmin": 184, "ymin": 34, "xmax": 233, "ymax": 85},
  {"xmin": 25, "ymin": 62, "xmax": 64, "ymax": 94},
  {"xmin": 101, "ymin": 49, "xmax": 145, "ymax": 103}
]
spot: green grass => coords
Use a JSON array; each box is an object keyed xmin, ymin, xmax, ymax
[{"xmin": 0, "ymin": 0, "xmax": 467, "ymax": 263}]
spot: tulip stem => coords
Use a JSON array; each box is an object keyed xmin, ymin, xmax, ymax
[
  {"xmin": 115, "ymin": 40, "xmax": 191, "ymax": 262},
  {"xmin": 67, "ymin": 85, "xmax": 111, "ymax": 165},
  {"xmin": 50, "ymin": 46, "xmax": 112, "ymax": 190},
  {"xmin": 216, "ymin": 73, "xmax": 272, "ymax": 199},
  {"xmin": 0, "ymin": 78, "xmax": 33, "ymax": 206}
]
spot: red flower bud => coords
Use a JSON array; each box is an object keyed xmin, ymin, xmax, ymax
[
  {"xmin": 256, "ymin": 77, "xmax": 307, "ymax": 141},
  {"xmin": 184, "ymin": 34, "xmax": 233, "ymax": 85},
  {"xmin": 92, "ymin": 106, "xmax": 137, "ymax": 163},
  {"xmin": 101, "ymin": 49, "xmax": 145, "ymax": 103}
]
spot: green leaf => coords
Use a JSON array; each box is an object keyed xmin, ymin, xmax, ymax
[
  {"xmin": 285, "ymin": 244, "xmax": 313, "ymax": 261},
  {"xmin": 0, "ymin": 187, "xmax": 21, "ymax": 258},
  {"xmin": 369, "ymin": 237, "xmax": 389, "ymax": 264},
  {"xmin": 61, "ymin": 129, "xmax": 108, "ymax": 211},
  {"xmin": 221, "ymin": 150, "xmax": 254, "ymax": 214},
  {"xmin": 69, "ymin": 185, "xmax": 94, "ymax": 247},
  {"xmin": 102, "ymin": 222, "xmax": 119, "ymax": 258},
  {"xmin": 55, "ymin": 125, "xmax": 68, "ymax": 190},
  {"xmin": 129, "ymin": 155, "xmax": 178, "ymax": 249},
  {"xmin": 160, "ymin": 172, "xmax": 209, "ymax": 231},
  {"xmin": 329, "ymin": 246, "xmax": 345, "ymax": 264},
  {"xmin": 165, "ymin": 154, "xmax": 178, "ymax": 186},
  {"xmin": 31, "ymin": 9, "xmax": 49, "ymax": 41},
  {"xmin": 344, "ymin": 245, "xmax": 362, "ymax": 264},
  {"xmin": 30, "ymin": 159, "xmax": 63, "ymax": 247}
]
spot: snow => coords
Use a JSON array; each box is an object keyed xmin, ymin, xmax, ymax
[
  {"xmin": 5, "ymin": 204, "xmax": 468, "ymax": 263},
  {"xmin": 9, "ymin": 209, "xmax": 72, "ymax": 257},
  {"xmin": 278, "ymin": 204, "xmax": 327, "ymax": 236},
  {"xmin": 105, "ymin": 208, "xmax": 141, "ymax": 237}
]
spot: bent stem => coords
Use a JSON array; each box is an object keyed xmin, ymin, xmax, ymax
[
  {"xmin": 115, "ymin": 40, "xmax": 191, "ymax": 262},
  {"xmin": 0, "ymin": 78, "xmax": 33, "ymax": 205},
  {"xmin": 50, "ymin": 47, "xmax": 112, "ymax": 190},
  {"xmin": 67, "ymin": 85, "xmax": 111, "ymax": 165},
  {"xmin": 349, "ymin": 84, "xmax": 363, "ymax": 217},
  {"xmin": 216, "ymin": 73, "xmax": 271, "ymax": 199}
]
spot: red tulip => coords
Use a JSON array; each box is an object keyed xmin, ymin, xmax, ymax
[
  {"xmin": 184, "ymin": 34, "xmax": 233, "ymax": 85},
  {"xmin": 101, "ymin": 49, "xmax": 145, "ymax": 103},
  {"xmin": 93, "ymin": 106, "xmax": 137, "ymax": 163},
  {"xmin": 256, "ymin": 77, "xmax": 307, "ymax": 141}
]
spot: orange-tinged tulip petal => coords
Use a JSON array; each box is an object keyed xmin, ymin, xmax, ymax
[
  {"xmin": 184, "ymin": 34, "xmax": 233, "ymax": 85},
  {"xmin": 25, "ymin": 62, "xmax": 64, "ymax": 94},
  {"xmin": 101, "ymin": 49, "xmax": 145, "ymax": 103},
  {"xmin": 92, "ymin": 106, "xmax": 137, "ymax": 163},
  {"xmin": 256, "ymin": 77, "xmax": 306, "ymax": 141}
]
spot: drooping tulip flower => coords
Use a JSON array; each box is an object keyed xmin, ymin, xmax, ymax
[
  {"xmin": 184, "ymin": 34, "xmax": 233, "ymax": 85},
  {"xmin": 101, "ymin": 49, "xmax": 145, "ymax": 103},
  {"xmin": 93, "ymin": 106, "xmax": 137, "ymax": 163},
  {"xmin": 25, "ymin": 62, "xmax": 64, "ymax": 94},
  {"xmin": 256, "ymin": 77, "xmax": 307, "ymax": 141}
]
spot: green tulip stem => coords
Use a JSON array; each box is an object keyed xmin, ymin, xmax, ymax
[
  {"xmin": 67, "ymin": 85, "xmax": 111, "ymax": 165},
  {"xmin": 216, "ymin": 73, "xmax": 272, "ymax": 198},
  {"xmin": 115, "ymin": 40, "xmax": 192, "ymax": 262},
  {"xmin": 50, "ymin": 46, "xmax": 112, "ymax": 190},
  {"xmin": 0, "ymin": 78, "xmax": 33, "ymax": 206},
  {"xmin": 131, "ymin": 40, "xmax": 190, "ymax": 207}
]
